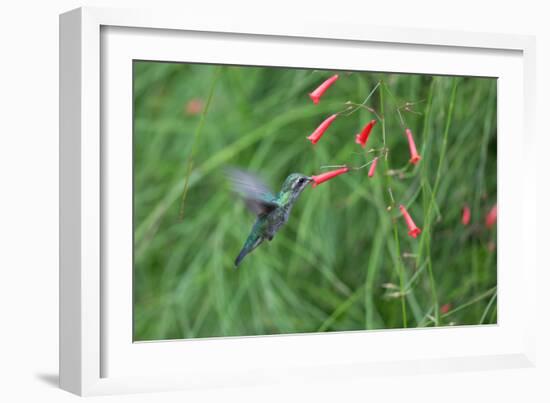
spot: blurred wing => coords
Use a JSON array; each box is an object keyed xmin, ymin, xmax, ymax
[{"xmin": 226, "ymin": 168, "xmax": 280, "ymax": 216}]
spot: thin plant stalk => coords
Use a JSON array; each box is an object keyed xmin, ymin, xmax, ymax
[
  {"xmin": 179, "ymin": 67, "xmax": 222, "ymax": 220},
  {"xmin": 380, "ymin": 83, "xmax": 408, "ymax": 328},
  {"xmin": 420, "ymin": 78, "xmax": 458, "ymax": 325}
]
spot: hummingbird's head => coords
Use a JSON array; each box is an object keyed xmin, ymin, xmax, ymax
[{"xmin": 280, "ymin": 173, "xmax": 313, "ymax": 201}]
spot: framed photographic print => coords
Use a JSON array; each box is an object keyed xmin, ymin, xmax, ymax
[{"xmin": 59, "ymin": 6, "xmax": 537, "ymax": 396}]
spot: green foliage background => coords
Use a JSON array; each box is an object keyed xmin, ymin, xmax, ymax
[{"xmin": 133, "ymin": 61, "xmax": 497, "ymax": 341}]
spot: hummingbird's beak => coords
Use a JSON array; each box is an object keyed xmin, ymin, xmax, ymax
[{"xmin": 306, "ymin": 176, "xmax": 313, "ymax": 183}]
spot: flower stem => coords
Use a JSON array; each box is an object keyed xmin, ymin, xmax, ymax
[
  {"xmin": 380, "ymin": 83, "xmax": 408, "ymax": 328},
  {"xmin": 343, "ymin": 81, "xmax": 381, "ymax": 116}
]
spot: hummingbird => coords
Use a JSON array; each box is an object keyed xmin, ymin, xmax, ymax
[{"xmin": 227, "ymin": 169, "xmax": 313, "ymax": 267}]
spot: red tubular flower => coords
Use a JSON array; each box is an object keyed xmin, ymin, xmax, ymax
[
  {"xmin": 368, "ymin": 157, "xmax": 378, "ymax": 178},
  {"xmin": 185, "ymin": 98, "xmax": 204, "ymax": 116},
  {"xmin": 309, "ymin": 74, "xmax": 339, "ymax": 104},
  {"xmin": 311, "ymin": 167, "xmax": 349, "ymax": 188},
  {"xmin": 440, "ymin": 303, "xmax": 452, "ymax": 314},
  {"xmin": 306, "ymin": 114, "xmax": 338, "ymax": 145},
  {"xmin": 355, "ymin": 119, "xmax": 377, "ymax": 148},
  {"xmin": 399, "ymin": 204, "xmax": 422, "ymax": 238},
  {"xmin": 462, "ymin": 205, "xmax": 471, "ymax": 226},
  {"xmin": 405, "ymin": 128, "xmax": 421, "ymax": 164},
  {"xmin": 485, "ymin": 204, "xmax": 497, "ymax": 228}
]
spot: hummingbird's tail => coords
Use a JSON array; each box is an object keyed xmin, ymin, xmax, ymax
[
  {"xmin": 234, "ymin": 248, "xmax": 249, "ymax": 267},
  {"xmin": 234, "ymin": 236, "xmax": 263, "ymax": 268}
]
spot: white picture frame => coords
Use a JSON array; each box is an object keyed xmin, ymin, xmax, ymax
[{"xmin": 59, "ymin": 6, "xmax": 537, "ymax": 396}]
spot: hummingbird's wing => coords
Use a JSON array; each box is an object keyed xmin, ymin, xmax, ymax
[{"xmin": 226, "ymin": 168, "xmax": 280, "ymax": 216}]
